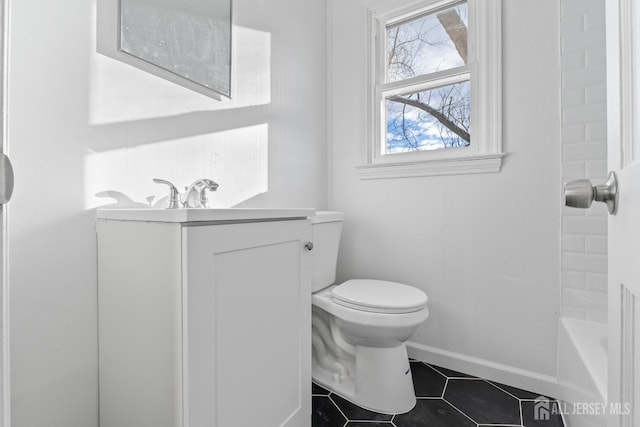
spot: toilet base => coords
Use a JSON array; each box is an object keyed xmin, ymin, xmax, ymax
[{"xmin": 312, "ymin": 343, "xmax": 416, "ymax": 414}]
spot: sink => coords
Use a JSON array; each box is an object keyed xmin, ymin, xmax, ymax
[{"xmin": 96, "ymin": 208, "xmax": 316, "ymax": 223}]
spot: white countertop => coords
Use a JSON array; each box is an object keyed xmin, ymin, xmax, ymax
[{"xmin": 96, "ymin": 208, "xmax": 316, "ymax": 223}]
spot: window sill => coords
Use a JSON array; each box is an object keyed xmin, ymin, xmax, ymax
[{"xmin": 355, "ymin": 153, "xmax": 506, "ymax": 180}]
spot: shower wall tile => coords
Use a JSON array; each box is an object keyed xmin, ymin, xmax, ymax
[
  {"xmin": 585, "ymin": 161, "xmax": 607, "ymax": 180},
  {"xmin": 584, "ymin": 8, "xmax": 606, "ymax": 30},
  {"xmin": 585, "ymin": 47, "xmax": 607, "ymax": 66},
  {"xmin": 562, "ymin": 235, "xmax": 585, "ymax": 253},
  {"xmin": 560, "ymin": 0, "xmax": 608, "ymax": 323},
  {"xmin": 562, "ymin": 67, "xmax": 606, "ymax": 91},
  {"xmin": 561, "ymin": 88, "xmax": 585, "ymax": 107},
  {"xmin": 585, "ymin": 236, "xmax": 607, "ymax": 254},
  {"xmin": 563, "ymin": 288, "xmax": 608, "ymax": 313},
  {"xmin": 562, "ymin": 140, "xmax": 607, "ymax": 161},
  {"xmin": 562, "ymin": 271, "xmax": 586, "ymax": 290},
  {"xmin": 562, "ymin": 306, "xmax": 587, "ymax": 320},
  {"xmin": 562, "ymin": 216, "xmax": 607, "ymax": 235},
  {"xmin": 585, "ymin": 85, "xmax": 606, "ymax": 104},
  {"xmin": 585, "ymin": 204, "xmax": 608, "ymax": 217},
  {"xmin": 562, "ymin": 104, "xmax": 606, "ymax": 125},
  {"xmin": 562, "ymin": 124, "xmax": 586, "ymax": 142},
  {"xmin": 561, "ymin": 28, "xmax": 603, "ymax": 53},
  {"xmin": 585, "ymin": 273, "xmax": 607, "ymax": 292},
  {"xmin": 560, "ymin": 13, "xmax": 583, "ymax": 36},
  {"xmin": 562, "ymin": 161, "xmax": 586, "ymax": 180},
  {"xmin": 561, "ymin": 51, "xmax": 585, "ymax": 71},
  {"xmin": 585, "ymin": 310, "xmax": 607, "ymax": 324},
  {"xmin": 563, "ymin": 253, "xmax": 607, "ymax": 274}
]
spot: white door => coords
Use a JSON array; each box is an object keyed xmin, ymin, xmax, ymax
[
  {"xmin": 606, "ymin": 0, "xmax": 640, "ymax": 425},
  {"xmin": 0, "ymin": 0, "xmax": 13, "ymax": 423}
]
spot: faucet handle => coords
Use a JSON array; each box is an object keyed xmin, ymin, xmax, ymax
[{"xmin": 153, "ymin": 179, "xmax": 181, "ymax": 209}]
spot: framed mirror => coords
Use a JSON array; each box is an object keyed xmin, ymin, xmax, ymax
[{"xmin": 118, "ymin": 0, "xmax": 232, "ymax": 98}]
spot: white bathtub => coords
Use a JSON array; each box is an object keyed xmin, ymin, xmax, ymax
[{"xmin": 558, "ymin": 318, "xmax": 608, "ymax": 427}]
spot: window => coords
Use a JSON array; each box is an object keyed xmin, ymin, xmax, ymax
[
  {"xmin": 385, "ymin": 2, "xmax": 470, "ymax": 153},
  {"xmin": 357, "ymin": 0, "xmax": 503, "ymax": 179}
]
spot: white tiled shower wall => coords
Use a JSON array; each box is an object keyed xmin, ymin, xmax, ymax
[{"xmin": 560, "ymin": 0, "xmax": 608, "ymax": 323}]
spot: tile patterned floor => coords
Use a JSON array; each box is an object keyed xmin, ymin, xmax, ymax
[{"xmin": 312, "ymin": 360, "xmax": 565, "ymax": 427}]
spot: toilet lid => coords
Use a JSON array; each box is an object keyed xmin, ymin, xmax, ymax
[{"xmin": 331, "ymin": 279, "xmax": 428, "ymax": 314}]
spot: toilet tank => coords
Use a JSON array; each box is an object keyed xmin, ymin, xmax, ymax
[{"xmin": 310, "ymin": 211, "xmax": 344, "ymax": 292}]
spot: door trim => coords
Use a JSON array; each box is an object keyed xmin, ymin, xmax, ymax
[
  {"xmin": 619, "ymin": 0, "xmax": 635, "ymax": 167},
  {"xmin": 1, "ymin": 0, "xmax": 9, "ymax": 424},
  {"xmin": 620, "ymin": 285, "xmax": 635, "ymax": 427}
]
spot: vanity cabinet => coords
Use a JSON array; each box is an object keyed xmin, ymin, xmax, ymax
[{"xmin": 97, "ymin": 212, "xmax": 312, "ymax": 427}]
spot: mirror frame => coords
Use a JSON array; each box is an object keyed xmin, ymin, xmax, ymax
[{"xmin": 97, "ymin": 0, "xmax": 232, "ymax": 100}]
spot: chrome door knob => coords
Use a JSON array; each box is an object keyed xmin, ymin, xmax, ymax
[
  {"xmin": 564, "ymin": 179, "xmax": 595, "ymax": 208},
  {"xmin": 0, "ymin": 153, "xmax": 13, "ymax": 205},
  {"xmin": 564, "ymin": 171, "xmax": 618, "ymax": 215}
]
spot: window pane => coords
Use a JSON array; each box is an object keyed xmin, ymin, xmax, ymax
[
  {"xmin": 385, "ymin": 80, "xmax": 470, "ymax": 153},
  {"xmin": 386, "ymin": 2, "xmax": 468, "ymax": 82}
]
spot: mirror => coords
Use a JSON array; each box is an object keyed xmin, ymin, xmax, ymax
[{"xmin": 119, "ymin": 0, "xmax": 232, "ymax": 98}]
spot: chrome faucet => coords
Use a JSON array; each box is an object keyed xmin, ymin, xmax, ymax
[
  {"xmin": 153, "ymin": 178, "xmax": 219, "ymax": 209},
  {"xmin": 198, "ymin": 179, "xmax": 220, "ymax": 208},
  {"xmin": 181, "ymin": 178, "xmax": 220, "ymax": 208}
]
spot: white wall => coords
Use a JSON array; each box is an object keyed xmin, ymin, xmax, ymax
[
  {"xmin": 329, "ymin": 0, "xmax": 562, "ymax": 394},
  {"xmin": 6, "ymin": 0, "xmax": 327, "ymax": 425},
  {"xmin": 560, "ymin": 0, "xmax": 608, "ymax": 324}
]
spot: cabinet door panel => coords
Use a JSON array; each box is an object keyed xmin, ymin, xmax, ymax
[{"xmin": 184, "ymin": 220, "xmax": 311, "ymax": 427}]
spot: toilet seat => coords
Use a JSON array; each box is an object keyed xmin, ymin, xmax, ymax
[{"xmin": 331, "ymin": 279, "xmax": 428, "ymax": 314}]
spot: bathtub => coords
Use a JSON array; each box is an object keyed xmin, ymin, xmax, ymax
[{"xmin": 558, "ymin": 318, "xmax": 608, "ymax": 427}]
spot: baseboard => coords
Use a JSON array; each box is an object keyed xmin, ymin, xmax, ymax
[{"xmin": 406, "ymin": 341, "xmax": 559, "ymax": 399}]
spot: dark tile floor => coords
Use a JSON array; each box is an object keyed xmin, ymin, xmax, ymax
[{"xmin": 312, "ymin": 360, "xmax": 565, "ymax": 427}]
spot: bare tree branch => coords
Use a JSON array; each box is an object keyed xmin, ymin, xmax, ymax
[{"xmin": 388, "ymin": 95, "xmax": 470, "ymax": 142}]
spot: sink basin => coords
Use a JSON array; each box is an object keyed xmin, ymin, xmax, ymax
[{"xmin": 96, "ymin": 208, "xmax": 316, "ymax": 223}]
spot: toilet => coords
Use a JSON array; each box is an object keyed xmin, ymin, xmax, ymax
[{"xmin": 310, "ymin": 211, "xmax": 429, "ymax": 414}]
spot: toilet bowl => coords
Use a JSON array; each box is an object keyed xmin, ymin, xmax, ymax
[{"xmin": 310, "ymin": 212, "xmax": 429, "ymax": 414}]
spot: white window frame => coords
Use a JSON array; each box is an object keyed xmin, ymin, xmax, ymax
[{"xmin": 356, "ymin": 0, "xmax": 503, "ymax": 179}]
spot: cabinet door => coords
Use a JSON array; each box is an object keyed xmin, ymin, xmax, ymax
[{"xmin": 183, "ymin": 220, "xmax": 311, "ymax": 427}]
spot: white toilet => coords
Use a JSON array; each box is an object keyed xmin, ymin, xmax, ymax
[{"xmin": 310, "ymin": 211, "xmax": 429, "ymax": 414}]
